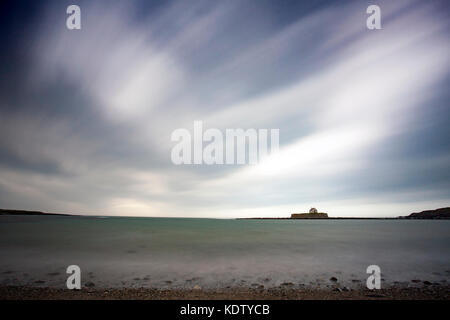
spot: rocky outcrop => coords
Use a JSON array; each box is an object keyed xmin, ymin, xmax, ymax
[
  {"xmin": 0, "ymin": 209, "xmax": 71, "ymax": 216},
  {"xmin": 403, "ymin": 207, "xmax": 450, "ymax": 219}
]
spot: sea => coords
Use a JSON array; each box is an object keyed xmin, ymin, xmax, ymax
[{"xmin": 0, "ymin": 215, "xmax": 449, "ymax": 289}]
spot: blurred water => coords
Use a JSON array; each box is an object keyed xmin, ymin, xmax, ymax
[{"xmin": 0, "ymin": 215, "xmax": 449, "ymax": 289}]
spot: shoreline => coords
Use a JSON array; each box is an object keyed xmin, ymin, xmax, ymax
[
  {"xmin": 0, "ymin": 285, "xmax": 448, "ymax": 300},
  {"xmin": 2, "ymin": 208, "xmax": 449, "ymax": 220}
]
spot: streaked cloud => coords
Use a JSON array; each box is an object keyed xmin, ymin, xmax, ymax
[{"xmin": 0, "ymin": 0, "xmax": 449, "ymax": 217}]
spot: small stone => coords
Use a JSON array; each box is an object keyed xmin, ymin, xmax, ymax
[
  {"xmin": 411, "ymin": 279, "xmax": 421, "ymax": 283},
  {"xmin": 333, "ymin": 288, "xmax": 342, "ymax": 292},
  {"xmin": 423, "ymin": 281, "xmax": 432, "ymax": 285},
  {"xmin": 281, "ymin": 282, "xmax": 294, "ymax": 286},
  {"xmin": 342, "ymin": 287, "xmax": 350, "ymax": 291},
  {"xmin": 193, "ymin": 285, "xmax": 201, "ymax": 290},
  {"xmin": 85, "ymin": 281, "xmax": 95, "ymax": 287},
  {"xmin": 330, "ymin": 277, "xmax": 338, "ymax": 282}
]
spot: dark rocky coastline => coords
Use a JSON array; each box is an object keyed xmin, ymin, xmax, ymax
[
  {"xmin": 0, "ymin": 209, "xmax": 72, "ymax": 216},
  {"xmin": 402, "ymin": 207, "xmax": 450, "ymax": 220}
]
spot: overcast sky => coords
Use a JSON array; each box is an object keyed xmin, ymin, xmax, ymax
[{"xmin": 0, "ymin": 0, "xmax": 449, "ymax": 218}]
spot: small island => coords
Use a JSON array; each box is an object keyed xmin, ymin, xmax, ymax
[{"xmin": 291, "ymin": 208, "xmax": 328, "ymax": 219}]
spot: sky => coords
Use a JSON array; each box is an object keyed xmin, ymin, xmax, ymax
[{"xmin": 0, "ymin": 0, "xmax": 449, "ymax": 218}]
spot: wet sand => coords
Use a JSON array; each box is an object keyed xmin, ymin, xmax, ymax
[{"xmin": 0, "ymin": 285, "xmax": 448, "ymax": 300}]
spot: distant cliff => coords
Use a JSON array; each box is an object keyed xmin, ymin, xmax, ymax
[
  {"xmin": 291, "ymin": 212, "xmax": 328, "ymax": 219},
  {"xmin": 403, "ymin": 207, "xmax": 450, "ymax": 219},
  {"xmin": 0, "ymin": 209, "xmax": 72, "ymax": 216}
]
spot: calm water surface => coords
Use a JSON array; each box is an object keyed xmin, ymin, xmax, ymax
[{"xmin": 0, "ymin": 215, "xmax": 449, "ymax": 288}]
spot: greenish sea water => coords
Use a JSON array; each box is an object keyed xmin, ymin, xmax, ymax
[{"xmin": 0, "ymin": 215, "xmax": 449, "ymax": 289}]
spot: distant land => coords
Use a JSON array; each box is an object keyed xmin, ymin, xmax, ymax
[
  {"xmin": 0, "ymin": 207, "xmax": 449, "ymax": 219},
  {"xmin": 403, "ymin": 207, "xmax": 450, "ymax": 219},
  {"xmin": 238, "ymin": 207, "xmax": 450, "ymax": 220},
  {"xmin": 0, "ymin": 209, "xmax": 73, "ymax": 216}
]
